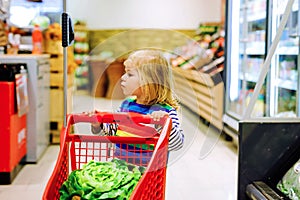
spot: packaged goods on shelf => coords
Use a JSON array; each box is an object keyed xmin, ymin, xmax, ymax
[
  {"xmin": 0, "ymin": 20, "xmax": 8, "ymax": 47},
  {"xmin": 32, "ymin": 25, "xmax": 43, "ymax": 54}
]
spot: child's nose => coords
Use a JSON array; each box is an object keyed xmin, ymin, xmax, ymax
[{"xmin": 121, "ymin": 74, "xmax": 127, "ymax": 81}]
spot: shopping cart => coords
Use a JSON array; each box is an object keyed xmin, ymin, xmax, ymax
[{"xmin": 43, "ymin": 112, "xmax": 172, "ymax": 200}]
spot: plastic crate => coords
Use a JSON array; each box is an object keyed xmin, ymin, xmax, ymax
[{"xmin": 43, "ymin": 112, "xmax": 171, "ymax": 200}]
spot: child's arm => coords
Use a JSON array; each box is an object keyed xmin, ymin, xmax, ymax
[
  {"xmin": 150, "ymin": 110, "xmax": 184, "ymax": 151},
  {"xmin": 91, "ymin": 108, "xmax": 120, "ymax": 135},
  {"xmin": 91, "ymin": 121, "xmax": 118, "ymax": 135}
]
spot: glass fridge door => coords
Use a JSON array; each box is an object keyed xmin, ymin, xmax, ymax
[
  {"xmin": 226, "ymin": 0, "xmax": 267, "ymax": 119},
  {"xmin": 269, "ymin": 0, "xmax": 299, "ymax": 117}
]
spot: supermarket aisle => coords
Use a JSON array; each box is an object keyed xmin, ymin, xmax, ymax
[
  {"xmin": 0, "ymin": 91, "xmax": 237, "ymax": 199},
  {"xmin": 166, "ymin": 106, "xmax": 238, "ymax": 200}
]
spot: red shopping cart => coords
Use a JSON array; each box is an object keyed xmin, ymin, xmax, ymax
[{"xmin": 43, "ymin": 112, "xmax": 172, "ymax": 200}]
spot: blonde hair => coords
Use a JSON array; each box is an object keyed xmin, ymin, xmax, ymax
[{"xmin": 124, "ymin": 49, "xmax": 178, "ymax": 109}]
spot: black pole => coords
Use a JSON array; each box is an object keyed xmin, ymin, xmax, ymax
[{"xmin": 61, "ymin": 1, "xmax": 74, "ymax": 127}]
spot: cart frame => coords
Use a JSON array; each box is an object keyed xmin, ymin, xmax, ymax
[{"xmin": 43, "ymin": 112, "xmax": 171, "ymax": 200}]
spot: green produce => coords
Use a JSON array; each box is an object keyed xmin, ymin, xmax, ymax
[
  {"xmin": 277, "ymin": 159, "xmax": 300, "ymax": 200},
  {"xmin": 59, "ymin": 159, "xmax": 145, "ymax": 200}
]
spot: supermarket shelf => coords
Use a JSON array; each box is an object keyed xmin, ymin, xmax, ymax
[
  {"xmin": 275, "ymin": 78, "xmax": 297, "ymax": 91},
  {"xmin": 246, "ymin": 12, "xmax": 266, "ymax": 22},
  {"xmin": 173, "ymin": 67, "xmax": 224, "ymax": 130},
  {"xmin": 239, "ymin": 73, "xmax": 259, "ymax": 83},
  {"xmin": 276, "ymin": 46, "xmax": 299, "ymax": 55},
  {"xmin": 240, "ymin": 41, "xmax": 265, "ymax": 55},
  {"xmin": 240, "ymin": 44, "xmax": 298, "ymax": 55}
]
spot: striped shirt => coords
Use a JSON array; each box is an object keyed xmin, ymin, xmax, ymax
[{"xmin": 118, "ymin": 97, "xmax": 184, "ymax": 151}]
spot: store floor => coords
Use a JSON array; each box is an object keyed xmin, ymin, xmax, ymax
[{"xmin": 0, "ymin": 91, "xmax": 238, "ymax": 200}]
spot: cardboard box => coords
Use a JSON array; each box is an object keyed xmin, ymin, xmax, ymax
[
  {"xmin": 50, "ymin": 72, "xmax": 74, "ymax": 88},
  {"xmin": 50, "ymin": 86, "xmax": 73, "ymax": 122},
  {"xmin": 45, "ymin": 40, "xmax": 74, "ymax": 59}
]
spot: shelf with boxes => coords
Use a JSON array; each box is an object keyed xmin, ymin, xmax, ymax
[
  {"xmin": 44, "ymin": 23, "xmax": 77, "ymax": 143},
  {"xmin": 48, "ymin": 54, "xmax": 74, "ymax": 144}
]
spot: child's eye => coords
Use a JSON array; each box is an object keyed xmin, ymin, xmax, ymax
[{"xmin": 127, "ymin": 73, "xmax": 133, "ymax": 77}]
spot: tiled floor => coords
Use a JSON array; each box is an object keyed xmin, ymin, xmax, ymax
[{"xmin": 0, "ymin": 91, "xmax": 238, "ymax": 199}]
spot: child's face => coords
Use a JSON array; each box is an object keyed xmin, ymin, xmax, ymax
[{"xmin": 120, "ymin": 64, "xmax": 142, "ymax": 97}]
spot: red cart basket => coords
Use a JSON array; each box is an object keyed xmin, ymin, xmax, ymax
[{"xmin": 43, "ymin": 112, "xmax": 171, "ymax": 200}]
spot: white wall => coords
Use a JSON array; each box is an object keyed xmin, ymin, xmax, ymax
[{"xmin": 66, "ymin": 0, "xmax": 221, "ymax": 29}]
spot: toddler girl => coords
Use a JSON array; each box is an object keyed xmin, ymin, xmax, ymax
[{"xmin": 92, "ymin": 49, "xmax": 184, "ymax": 152}]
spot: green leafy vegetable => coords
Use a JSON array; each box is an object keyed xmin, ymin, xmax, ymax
[
  {"xmin": 59, "ymin": 159, "xmax": 145, "ymax": 200},
  {"xmin": 277, "ymin": 160, "xmax": 300, "ymax": 200}
]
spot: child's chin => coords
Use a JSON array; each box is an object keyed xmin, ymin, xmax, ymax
[{"xmin": 122, "ymin": 91, "xmax": 130, "ymax": 97}]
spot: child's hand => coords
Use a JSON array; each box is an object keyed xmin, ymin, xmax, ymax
[
  {"xmin": 91, "ymin": 122, "xmax": 102, "ymax": 134},
  {"xmin": 82, "ymin": 110, "xmax": 97, "ymax": 116},
  {"xmin": 150, "ymin": 111, "xmax": 168, "ymax": 121}
]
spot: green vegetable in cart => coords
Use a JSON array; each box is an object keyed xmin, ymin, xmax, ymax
[
  {"xmin": 59, "ymin": 159, "xmax": 146, "ymax": 200},
  {"xmin": 277, "ymin": 159, "xmax": 300, "ymax": 199}
]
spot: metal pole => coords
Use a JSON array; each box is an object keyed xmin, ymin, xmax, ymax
[
  {"xmin": 63, "ymin": 49, "xmax": 68, "ymax": 127},
  {"xmin": 63, "ymin": 0, "xmax": 67, "ymax": 127},
  {"xmin": 63, "ymin": 0, "xmax": 66, "ymax": 12}
]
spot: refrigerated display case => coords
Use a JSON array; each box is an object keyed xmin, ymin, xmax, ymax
[
  {"xmin": 223, "ymin": 0, "xmax": 300, "ymax": 140},
  {"xmin": 225, "ymin": 0, "xmax": 300, "ymax": 199}
]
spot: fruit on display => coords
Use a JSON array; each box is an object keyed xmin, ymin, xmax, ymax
[
  {"xmin": 44, "ymin": 23, "xmax": 62, "ymax": 41},
  {"xmin": 277, "ymin": 159, "xmax": 300, "ymax": 200},
  {"xmin": 75, "ymin": 31, "xmax": 88, "ymax": 42},
  {"xmin": 74, "ymin": 42, "xmax": 89, "ymax": 54},
  {"xmin": 170, "ymin": 24, "xmax": 225, "ymax": 73},
  {"xmin": 73, "ymin": 24, "xmax": 90, "ymax": 90},
  {"xmin": 74, "ymin": 54, "xmax": 85, "ymax": 65}
]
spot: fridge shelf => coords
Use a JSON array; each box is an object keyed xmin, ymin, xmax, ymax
[
  {"xmin": 239, "ymin": 41, "xmax": 265, "ymax": 55},
  {"xmin": 276, "ymin": 46, "xmax": 299, "ymax": 55},
  {"xmin": 239, "ymin": 73, "xmax": 260, "ymax": 83},
  {"xmin": 275, "ymin": 79, "xmax": 297, "ymax": 91},
  {"xmin": 241, "ymin": 11, "xmax": 266, "ymax": 22}
]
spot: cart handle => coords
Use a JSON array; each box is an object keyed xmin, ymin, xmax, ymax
[{"xmin": 68, "ymin": 112, "xmax": 169, "ymax": 126}]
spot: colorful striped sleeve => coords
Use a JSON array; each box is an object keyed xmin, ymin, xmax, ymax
[{"xmin": 166, "ymin": 109, "xmax": 184, "ymax": 151}]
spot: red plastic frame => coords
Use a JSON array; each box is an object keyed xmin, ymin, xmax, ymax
[{"xmin": 43, "ymin": 112, "xmax": 171, "ymax": 200}]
